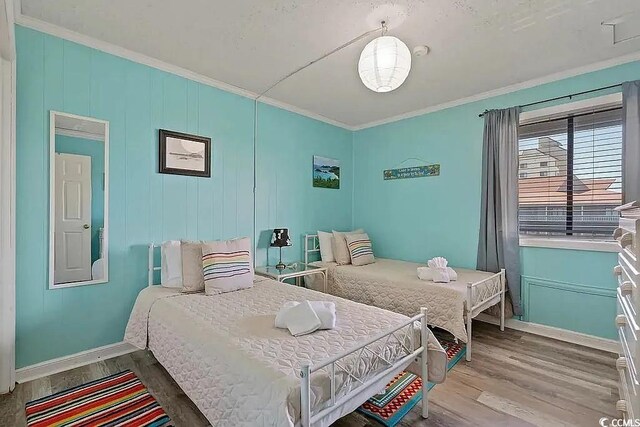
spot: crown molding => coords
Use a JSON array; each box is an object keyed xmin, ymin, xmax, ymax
[
  {"xmin": 352, "ymin": 50, "xmax": 640, "ymax": 131},
  {"xmin": 14, "ymin": 13, "xmax": 355, "ymax": 131},
  {"xmin": 256, "ymin": 96, "xmax": 355, "ymax": 130},
  {"xmin": 55, "ymin": 128, "xmax": 104, "ymax": 142}
]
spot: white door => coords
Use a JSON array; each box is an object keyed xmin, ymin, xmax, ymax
[{"xmin": 54, "ymin": 153, "xmax": 92, "ymax": 284}]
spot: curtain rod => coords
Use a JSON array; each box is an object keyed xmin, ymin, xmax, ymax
[{"xmin": 478, "ymin": 83, "xmax": 622, "ymax": 118}]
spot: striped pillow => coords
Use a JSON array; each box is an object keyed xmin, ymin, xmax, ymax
[
  {"xmin": 345, "ymin": 233, "xmax": 375, "ymax": 266},
  {"xmin": 202, "ymin": 237, "xmax": 254, "ymax": 295}
]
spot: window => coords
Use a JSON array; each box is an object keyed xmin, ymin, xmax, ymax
[
  {"xmin": 520, "ymin": 163, "xmax": 527, "ymax": 169},
  {"xmin": 518, "ymin": 106, "xmax": 622, "ymax": 239}
]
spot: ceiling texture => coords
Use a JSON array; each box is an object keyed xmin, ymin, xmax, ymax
[{"xmin": 17, "ymin": 0, "xmax": 640, "ymax": 129}]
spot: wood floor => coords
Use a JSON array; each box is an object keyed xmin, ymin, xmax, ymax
[{"xmin": 0, "ymin": 322, "xmax": 619, "ymax": 426}]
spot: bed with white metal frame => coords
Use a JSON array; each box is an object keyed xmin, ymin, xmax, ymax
[
  {"xmin": 304, "ymin": 234, "xmax": 506, "ymax": 361},
  {"xmin": 146, "ymin": 244, "xmax": 431, "ymax": 426}
]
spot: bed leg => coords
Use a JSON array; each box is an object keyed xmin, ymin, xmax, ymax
[
  {"xmin": 466, "ymin": 316, "xmax": 472, "ymax": 362},
  {"xmin": 500, "ymin": 269, "xmax": 506, "ymax": 332},
  {"xmin": 466, "ymin": 284, "xmax": 472, "ymax": 362},
  {"xmin": 300, "ymin": 364, "xmax": 311, "ymax": 427},
  {"xmin": 420, "ymin": 307, "xmax": 429, "ymax": 419},
  {"xmin": 322, "ymin": 271, "xmax": 327, "ymax": 293}
]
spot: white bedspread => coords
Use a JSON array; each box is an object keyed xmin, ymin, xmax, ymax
[
  {"xmin": 307, "ymin": 259, "xmax": 501, "ymax": 342},
  {"xmin": 124, "ymin": 277, "xmax": 446, "ymax": 427}
]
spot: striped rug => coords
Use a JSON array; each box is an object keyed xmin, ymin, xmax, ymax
[
  {"xmin": 356, "ymin": 337, "xmax": 465, "ymax": 427},
  {"xmin": 25, "ymin": 370, "xmax": 171, "ymax": 427}
]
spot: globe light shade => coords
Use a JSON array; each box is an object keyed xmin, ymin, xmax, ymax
[{"xmin": 358, "ymin": 36, "xmax": 412, "ymax": 93}]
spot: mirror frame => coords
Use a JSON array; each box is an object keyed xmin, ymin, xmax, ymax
[{"xmin": 49, "ymin": 111, "xmax": 110, "ymax": 289}]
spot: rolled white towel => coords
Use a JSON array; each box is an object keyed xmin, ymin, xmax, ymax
[
  {"xmin": 427, "ymin": 257, "xmax": 451, "ymax": 283},
  {"xmin": 417, "ymin": 267, "xmax": 432, "ymax": 281},
  {"xmin": 285, "ymin": 301, "xmax": 322, "ymax": 337},
  {"xmin": 427, "ymin": 257, "xmax": 448, "ymax": 269},
  {"xmin": 417, "ymin": 267, "xmax": 458, "ymax": 282},
  {"xmin": 275, "ymin": 301, "xmax": 337, "ymax": 330},
  {"xmin": 432, "ymin": 267, "xmax": 450, "ymax": 283}
]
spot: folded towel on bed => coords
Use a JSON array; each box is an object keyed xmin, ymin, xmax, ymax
[
  {"xmin": 417, "ymin": 266, "xmax": 458, "ymax": 282},
  {"xmin": 275, "ymin": 300, "xmax": 337, "ymax": 331},
  {"xmin": 285, "ymin": 300, "xmax": 322, "ymax": 336},
  {"xmin": 427, "ymin": 257, "xmax": 452, "ymax": 283}
]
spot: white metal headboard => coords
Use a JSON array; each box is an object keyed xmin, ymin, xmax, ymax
[
  {"xmin": 148, "ymin": 244, "xmax": 161, "ymax": 287},
  {"xmin": 304, "ymin": 234, "xmax": 320, "ymax": 265}
]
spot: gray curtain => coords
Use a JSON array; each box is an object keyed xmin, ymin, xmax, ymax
[
  {"xmin": 623, "ymin": 81, "xmax": 640, "ymax": 204},
  {"xmin": 477, "ymin": 107, "xmax": 522, "ymax": 316}
]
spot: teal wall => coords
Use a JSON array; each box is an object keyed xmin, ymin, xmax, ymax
[
  {"xmin": 353, "ymin": 60, "xmax": 640, "ymax": 340},
  {"xmin": 55, "ymin": 135, "xmax": 105, "ymax": 264},
  {"xmin": 521, "ymin": 248, "xmax": 617, "ymax": 339},
  {"xmin": 15, "ymin": 26, "xmax": 352, "ymax": 368},
  {"xmin": 254, "ymin": 103, "xmax": 353, "ymax": 266}
]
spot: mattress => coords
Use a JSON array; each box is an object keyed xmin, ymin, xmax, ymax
[
  {"xmin": 306, "ymin": 258, "xmax": 501, "ymax": 342},
  {"xmin": 124, "ymin": 276, "xmax": 446, "ymax": 427}
]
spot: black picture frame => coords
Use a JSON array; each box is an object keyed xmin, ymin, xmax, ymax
[{"xmin": 159, "ymin": 129, "xmax": 211, "ymax": 177}]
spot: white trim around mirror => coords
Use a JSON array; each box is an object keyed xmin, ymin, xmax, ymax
[{"xmin": 49, "ymin": 111, "xmax": 109, "ymax": 289}]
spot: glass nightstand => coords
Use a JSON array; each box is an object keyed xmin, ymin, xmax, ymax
[{"xmin": 254, "ymin": 263, "xmax": 327, "ymax": 293}]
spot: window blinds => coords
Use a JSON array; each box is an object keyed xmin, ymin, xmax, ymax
[{"xmin": 518, "ymin": 107, "xmax": 623, "ymax": 238}]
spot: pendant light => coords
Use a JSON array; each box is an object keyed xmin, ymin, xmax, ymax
[{"xmin": 358, "ymin": 22, "xmax": 412, "ymax": 93}]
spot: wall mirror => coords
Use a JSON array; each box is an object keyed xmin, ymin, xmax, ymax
[{"xmin": 49, "ymin": 111, "xmax": 109, "ymax": 289}]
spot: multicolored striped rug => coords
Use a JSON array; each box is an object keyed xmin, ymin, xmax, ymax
[
  {"xmin": 25, "ymin": 370, "xmax": 171, "ymax": 427},
  {"xmin": 356, "ymin": 337, "xmax": 465, "ymax": 427}
]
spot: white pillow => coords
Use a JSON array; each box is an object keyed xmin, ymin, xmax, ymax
[
  {"xmin": 317, "ymin": 231, "xmax": 335, "ymax": 262},
  {"xmin": 202, "ymin": 237, "xmax": 254, "ymax": 295},
  {"xmin": 345, "ymin": 232, "xmax": 375, "ymax": 266},
  {"xmin": 160, "ymin": 240, "xmax": 183, "ymax": 288},
  {"xmin": 332, "ymin": 229, "xmax": 364, "ymax": 265},
  {"xmin": 181, "ymin": 240, "xmax": 205, "ymax": 293}
]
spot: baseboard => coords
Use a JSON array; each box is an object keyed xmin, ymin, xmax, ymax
[
  {"xmin": 475, "ymin": 314, "xmax": 619, "ymax": 354},
  {"xmin": 15, "ymin": 342, "xmax": 138, "ymax": 384}
]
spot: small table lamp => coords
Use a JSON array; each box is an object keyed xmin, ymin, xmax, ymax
[{"xmin": 270, "ymin": 228, "xmax": 292, "ymax": 270}]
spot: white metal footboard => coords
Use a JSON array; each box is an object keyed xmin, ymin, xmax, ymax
[
  {"xmin": 465, "ymin": 269, "xmax": 506, "ymax": 361},
  {"xmin": 300, "ymin": 308, "xmax": 429, "ymax": 426}
]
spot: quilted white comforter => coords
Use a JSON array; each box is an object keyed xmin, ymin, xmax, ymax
[
  {"xmin": 307, "ymin": 258, "xmax": 501, "ymax": 342},
  {"xmin": 124, "ymin": 277, "xmax": 446, "ymax": 427}
]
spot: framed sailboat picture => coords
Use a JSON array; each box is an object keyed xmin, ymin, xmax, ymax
[{"xmin": 159, "ymin": 129, "xmax": 211, "ymax": 177}]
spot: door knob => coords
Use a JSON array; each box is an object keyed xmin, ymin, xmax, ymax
[{"xmin": 83, "ymin": 224, "xmax": 90, "ymax": 229}]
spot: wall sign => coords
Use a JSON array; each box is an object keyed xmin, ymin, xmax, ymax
[{"xmin": 383, "ymin": 164, "xmax": 440, "ymax": 180}]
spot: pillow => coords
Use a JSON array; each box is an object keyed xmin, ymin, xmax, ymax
[
  {"xmin": 332, "ymin": 229, "xmax": 364, "ymax": 265},
  {"xmin": 202, "ymin": 237, "xmax": 254, "ymax": 295},
  {"xmin": 181, "ymin": 240, "xmax": 205, "ymax": 293},
  {"xmin": 160, "ymin": 240, "xmax": 182, "ymax": 288},
  {"xmin": 345, "ymin": 233, "xmax": 375, "ymax": 266},
  {"xmin": 317, "ymin": 231, "xmax": 335, "ymax": 262}
]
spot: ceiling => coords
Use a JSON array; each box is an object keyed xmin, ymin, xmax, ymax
[{"xmin": 18, "ymin": 0, "xmax": 640, "ymax": 128}]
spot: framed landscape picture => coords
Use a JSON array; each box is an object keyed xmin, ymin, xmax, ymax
[
  {"xmin": 159, "ymin": 129, "xmax": 211, "ymax": 177},
  {"xmin": 313, "ymin": 156, "xmax": 340, "ymax": 189}
]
